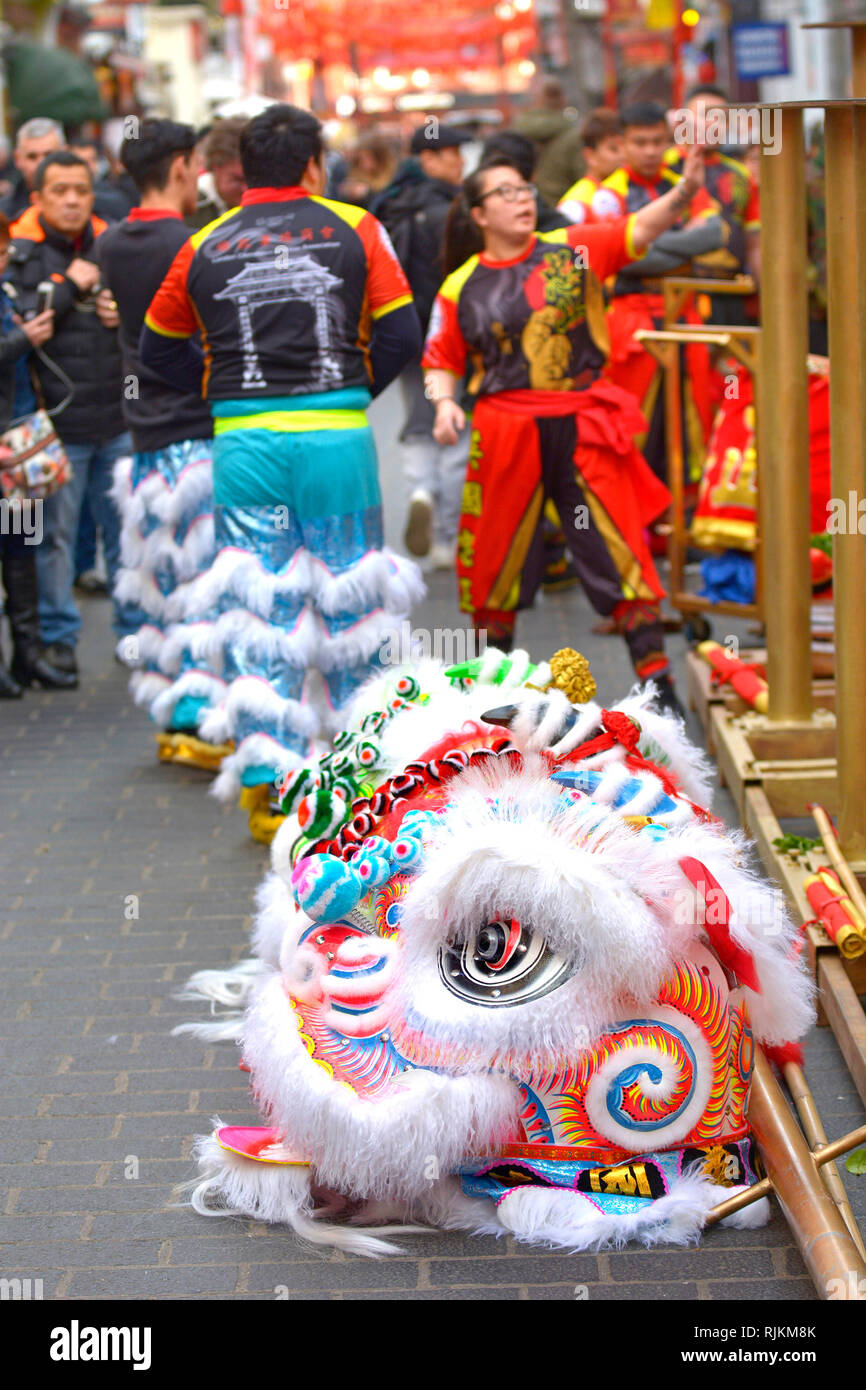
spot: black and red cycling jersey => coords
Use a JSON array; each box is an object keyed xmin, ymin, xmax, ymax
[{"xmin": 145, "ymin": 186, "xmax": 413, "ymax": 400}]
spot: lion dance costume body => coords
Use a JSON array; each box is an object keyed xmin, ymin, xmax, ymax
[{"xmin": 178, "ymin": 649, "xmax": 813, "ymax": 1253}]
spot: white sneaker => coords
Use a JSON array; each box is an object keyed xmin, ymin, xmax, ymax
[
  {"xmin": 404, "ymin": 490, "xmax": 433, "ymax": 557},
  {"xmin": 429, "ymin": 542, "xmax": 456, "ymax": 571}
]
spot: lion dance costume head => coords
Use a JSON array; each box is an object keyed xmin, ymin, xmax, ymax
[{"xmin": 179, "ymin": 650, "xmax": 813, "ymax": 1254}]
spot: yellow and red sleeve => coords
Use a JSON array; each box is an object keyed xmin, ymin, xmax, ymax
[
  {"xmin": 357, "ymin": 211, "xmax": 413, "ymax": 320},
  {"xmin": 561, "ymin": 215, "xmax": 639, "ymax": 278},
  {"xmin": 421, "ymin": 289, "xmax": 467, "ymax": 378},
  {"xmin": 144, "ymin": 238, "xmax": 198, "ymax": 340}
]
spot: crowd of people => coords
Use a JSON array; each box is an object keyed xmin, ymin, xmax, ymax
[{"xmin": 0, "ymin": 85, "xmax": 827, "ymax": 821}]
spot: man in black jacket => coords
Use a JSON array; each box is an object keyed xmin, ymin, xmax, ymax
[
  {"xmin": 97, "ymin": 119, "xmax": 217, "ymax": 740},
  {"xmin": 7, "ymin": 150, "xmax": 133, "ymax": 674},
  {"xmin": 372, "ymin": 124, "xmax": 469, "ymax": 565},
  {"xmin": 98, "ymin": 121, "xmax": 212, "ymax": 461}
]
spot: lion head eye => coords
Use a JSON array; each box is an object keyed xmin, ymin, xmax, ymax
[{"xmin": 439, "ymin": 918, "xmax": 570, "ymax": 1007}]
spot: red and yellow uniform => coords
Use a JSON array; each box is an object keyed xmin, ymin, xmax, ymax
[
  {"xmin": 663, "ymin": 147, "xmax": 759, "ymax": 280},
  {"xmin": 422, "ymin": 216, "xmax": 673, "ymax": 684},
  {"xmin": 591, "ymin": 165, "xmax": 719, "ymax": 481},
  {"xmin": 556, "ymin": 175, "xmax": 600, "ymax": 225}
]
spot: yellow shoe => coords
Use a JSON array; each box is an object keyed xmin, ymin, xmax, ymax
[
  {"xmin": 156, "ymin": 731, "xmax": 181, "ymax": 763},
  {"xmin": 240, "ymin": 784, "xmax": 286, "ymax": 845},
  {"xmin": 172, "ymin": 734, "xmax": 233, "ymax": 772},
  {"xmin": 155, "ymin": 731, "xmax": 233, "ymax": 772}
]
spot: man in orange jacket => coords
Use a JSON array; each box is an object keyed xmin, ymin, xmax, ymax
[{"xmin": 7, "ymin": 151, "xmax": 135, "ymax": 673}]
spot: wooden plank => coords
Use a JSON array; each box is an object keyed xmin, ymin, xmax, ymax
[
  {"xmin": 744, "ymin": 785, "xmax": 814, "ymax": 917},
  {"xmin": 762, "ymin": 765, "xmax": 838, "ymax": 819},
  {"xmin": 749, "ymin": 725, "xmax": 836, "ymax": 760},
  {"xmin": 685, "ymin": 651, "xmax": 721, "ymax": 742},
  {"xmin": 710, "ymin": 705, "xmax": 758, "ymax": 814},
  {"xmin": 818, "ymin": 955, "xmax": 866, "ymax": 1109}
]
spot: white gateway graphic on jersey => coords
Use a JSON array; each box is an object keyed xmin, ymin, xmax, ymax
[{"xmin": 214, "ymin": 248, "xmax": 346, "ymax": 391}]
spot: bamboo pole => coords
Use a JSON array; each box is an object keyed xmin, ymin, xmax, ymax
[
  {"xmin": 756, "ymin": 109, "xmax": 812, "ymax": 722},
  {"xmin": 706, "ymin": 1120, "xmax": 866, "ymax": 1224},
  {"xmin": 824, "ymin": 106, "xmax": 866, "ymax": 862},
  {"xmin": 782, "ymin": 1061, "xmax": 866, "ymax": 1260},
  {"xmin": 736, "ymin": 1051, "xmax": 866, "ymax": 1297}
]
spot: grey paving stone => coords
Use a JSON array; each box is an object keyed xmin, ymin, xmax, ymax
[
  {"xmin": 0, "ymin": 1141, "xmax": 44, "ymax": 1162},
  {"xmin": 427, "ymin": 1255, "xmax": 600, "ymax": 1286},
  {"xmin": 0, "ymin": 1214, "xmax": 86, "ymax": 1241},
  {"xmin": 526, "ymin": 1282, "xmax": 701, "ymax": 1300},
  {"xmin": 0, "ymin": 1271, "xmax": 66, "ymax": 1297},
  {"xmin": 0, "ymin": 1239, "xmax": 163, "ymax": 1268},
  {"xmin": 343, "ymin": 1231, "xmax": 506, "ymax": 1259},
  {"xmin": 340, "ymin": 1287, "xmax": 524, "ymax": 1300},
  {"xmin": 706, "ymin": 1280, "xmax": 817, "ymax": 1301},
  {"xmin": 13, "ymin": 1184, "xmax": 178, "ymax": 1214},
  {"xmin": 607, "ymin": 1249, "xmax": 776, "ymax": 1281},
  {"xmin": 88, "ymin": 1210, "xmax": 241, "ymax": 1240},
  {"xmin": 241, "ymin": 1258, "xmax": 421, "ymax": 1292},
  {"xmin": 45, "ymin": 1138, "xmax": 188, "ymax": 1164},
  {"xmin": 65, "ymin": 1266, "xmax": 241, "ymax": 1297}
]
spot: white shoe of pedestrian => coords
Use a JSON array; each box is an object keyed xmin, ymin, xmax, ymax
[
  {"xmin": 404, "ymin": 489, "xmax": 433, "ymax": 558},
  {"xmin": 429, "ymin": 542, "xmax": 456, "ymax": 571}
]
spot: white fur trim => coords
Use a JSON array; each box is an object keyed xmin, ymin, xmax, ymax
[
  {"xmin": 200, "ymin": 605, "xmax": 321, "ymax": 670},
  {"xmin": 210, "ymin": 734, "xmax": 307, "ymax": 801},
  {"xmin": 169, "ymin": 548, "xmax": 312, "ymax": 623},
  {"xmin": 252, "ymin": 872, "xmax": 300, "ymax": 966},
  {"xmin": 116, "ymin": 624, "xmax": 165, "ymax": 670},
  {"xmin": 156, "ymin": 621, "xmax": 219, "ymax": 677},
  {"xmin": 176, "ymin": 958, "xmax": 266, "ymax": 1008},
  {"xmin": 114, "ymin": 566, "xmax": 166, "ymax": 621},
  {"xmin": 197, "ymin": 702, "xmax": 230, "ymax": 745},
  {"xmin": 110, "ymin": 451, "xmax": 134, "ymax": 508},
  {"xmin": 129, "ymin": 670, "xmax": 171, "ymax": 709},
  {"xmin": 209, "ymin": 676, "xmax": 321, "ymax": 737},
  {"xmin": 149, "ymin": 670, "xmax": 226, "ymax": 728},
  {"xmin": 312, "ymin": 548, "xmax": 425, "ymax": 617},
  {"xmin": 172, "ymin": 1018, "xmax": 248, "ymax": 1042},
  {"xmin": 150, "ymin": 455, "xmax": 213, "ymax": 527},
  {"xmin": 492, "ymin": 1172, "xmax": 761, "ymax": 1251},
  {"xmin": 188, "ymin": 1131, "xmax": 410, "ymax": 1255},
  {"xmin": 316, "ymin": 611, "xmax": 409, "ymax": 673}
]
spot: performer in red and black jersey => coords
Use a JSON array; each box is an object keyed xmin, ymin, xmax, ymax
[
  {"xmin": 422, "ymin": 149, "xmax": 711, "ymax": 712},
  {"xmin": 664, "ymin": 84, "xmax": 761, "ymax": 327},
  {"xmin": 590, "ymin": 101, "xmax": 726, "ymax": 484}
]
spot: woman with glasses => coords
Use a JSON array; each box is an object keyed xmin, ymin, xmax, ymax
[{"xmin": 422, "ymin": 150, "xmax": 708, "ymax": 712}]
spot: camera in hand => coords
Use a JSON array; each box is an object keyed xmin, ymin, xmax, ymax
[{"xmin": 35, "ymin": 280, "xmax": 54, "ymax": 316}]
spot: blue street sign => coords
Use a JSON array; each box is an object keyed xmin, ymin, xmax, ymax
[{"xmin": 731, "ymin": 22, "xmax": 791, "ymax": 80}]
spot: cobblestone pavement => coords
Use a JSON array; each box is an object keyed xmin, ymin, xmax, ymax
[{"xmin": 1, "ymin": 393, "xmax": 864, "ymax": 1301}]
